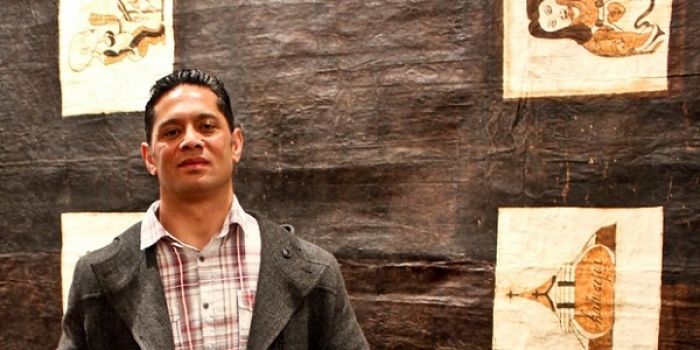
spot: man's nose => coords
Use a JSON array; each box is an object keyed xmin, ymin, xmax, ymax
[{"xmin": 179, "ymin": 126, "xmax": 203, "ymax": 150}]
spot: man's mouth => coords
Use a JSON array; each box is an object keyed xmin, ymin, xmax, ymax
[{"xmin": 178, "ymin": 158, "xmax": 209, "ymax": 168}]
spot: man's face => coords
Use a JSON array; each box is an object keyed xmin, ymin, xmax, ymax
[
  {"xmin": 141, "ymin": 84, "xmax": 243, "ymax": 199},
  {"xmin": 538, "ymin": 0, "xmax": 576, "ymax": 32}
]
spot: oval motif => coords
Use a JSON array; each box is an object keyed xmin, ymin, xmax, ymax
[{"xmin": 573, "ymin": 244, "xmax": 615, "ymax": 337}]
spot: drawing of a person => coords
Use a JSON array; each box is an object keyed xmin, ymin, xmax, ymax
[
  {"xmin": 526, "ymin": 0, "xmax": 665, "ymax": 57},
  {"xmin": 69, "ymin": 0, "xmax": 165, "ymax": 71}
]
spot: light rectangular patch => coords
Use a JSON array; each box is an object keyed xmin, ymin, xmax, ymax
[
  {"xmin": 503, "ymin": 0, "xmax": 673, "ymax": 98},
  {"xmin": 59, "ymin": 0, "xmax": 174, "ymax": 116},
  {"xmin": 61, "ymin": 212, "xmax": 143, "ymax": 312},
  {"xmin": 493, "ymin": 207, "xmax": 663, "ymax": 350}
]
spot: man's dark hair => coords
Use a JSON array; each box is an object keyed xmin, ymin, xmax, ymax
[
  {"xmin": 526, "ymin": 0, "xmax": 593, "ymax": 45},
  {"xmin": 144, "ymin": 69, "xmax": 234, "ymax": 144}
]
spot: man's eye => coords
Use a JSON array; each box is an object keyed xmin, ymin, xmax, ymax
[
  {"xmin": 163, "ymin": 129, "xmax": 179, "ymax": 138},
  {"xmin": 201, "ymin": 123, "xmax": 216, "ymax": 131}
]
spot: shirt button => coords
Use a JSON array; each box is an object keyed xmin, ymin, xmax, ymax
[
  {"xmin": 281, "ymin": 248, "xmax": 291, "ymax": 259},
  {"xmin": 203, "ymin": 303, "xmax": 209, "ymax": 309},
  {"xmin": 198, "ymin": 256, "xmax": 205, "ymax": 262}
]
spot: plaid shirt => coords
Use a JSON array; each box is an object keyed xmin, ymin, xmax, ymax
[{"xmin": 140, "ymin": 197, "xmax": 261, "ymax": 350}]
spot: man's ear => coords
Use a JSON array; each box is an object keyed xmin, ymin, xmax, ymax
[
  {"xmin": 231, "ymin": 127, "xmax": 244, "ymax": 162},
  {"xmin": 140, "ymin": 142, "xmax": 158, "ymax": 176}
]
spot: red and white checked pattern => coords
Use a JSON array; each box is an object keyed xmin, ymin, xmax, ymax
[{"xmin": 140, "ymin": 198, "xmax": 261, "ymax": 350}]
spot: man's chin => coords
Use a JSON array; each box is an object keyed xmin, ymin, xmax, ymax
[
  {"xmin": 170, "ymin": 182, "xmax": 214, "ymax": 197},
  {"xmin": 171, "ymin": 179, "xmax": 232, "ymax": 198}
]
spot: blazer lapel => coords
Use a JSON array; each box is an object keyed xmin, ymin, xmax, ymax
[
  {"xmin": 91, "ymin": 224, "xmax": 174, "ymax": 350},
  {"xmin": 247, "ymin": 214, "xmax": 328, "ymax": 350}
]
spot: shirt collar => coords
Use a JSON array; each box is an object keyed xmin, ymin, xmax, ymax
[{"xmin": 140, "ymin": 196, "xmax": 252, "ymax": 250}]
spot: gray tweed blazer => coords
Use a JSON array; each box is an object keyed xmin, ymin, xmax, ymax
[{"xmin": 57, "ymin": 212, "xmax": 369, "ymax": 350}]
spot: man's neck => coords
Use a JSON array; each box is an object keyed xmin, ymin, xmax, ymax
[{"xmin": 158, "ymin": 188, "xmax": 234, "ymax": 251}]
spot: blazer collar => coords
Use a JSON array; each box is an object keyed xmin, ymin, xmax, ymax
[
  {"xmin": 90, "ymin": 224, "xmax": 174, "ymax": 350},
  {"xmin": 246, "ymin": 211, "xmax": 328, "ymax": 350}
]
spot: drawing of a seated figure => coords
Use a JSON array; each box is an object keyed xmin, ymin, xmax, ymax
[
  {"xmin": 527, "ymin": 0, "xmax": 665, "ymax": 57},
  {"xmin": 69, "ymin": 0, "xmax": 165, "ymax": 71}
]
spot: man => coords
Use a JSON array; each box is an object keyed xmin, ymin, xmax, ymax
[{"xmin": 58, "ymin": 69, "xmax": 369, "ymax": 350}]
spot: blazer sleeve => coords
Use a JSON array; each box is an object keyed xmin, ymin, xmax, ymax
[
  {"xmin": 326, "ymin": 260, "xmax": 370, "ymax": 350},
  {"xmin": 57, "ymin": 258, "xmax": 89, "ymax": 350}
]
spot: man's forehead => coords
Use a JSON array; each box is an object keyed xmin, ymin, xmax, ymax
[
  {"xmin": 152, "ymin": 85, "xmax": 221, "ymax": 123},
  {"xmin": 154, "ymin": 84, "xmax": 217, "ymax": 107}
]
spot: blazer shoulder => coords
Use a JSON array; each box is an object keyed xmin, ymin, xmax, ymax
[
  {"xmin": 295, "ymin": 235, "xmax": 338, "ymax": 267},
  {"xmin": 290, "ymin": 231, "xmax": 347, "ymax": 292}
]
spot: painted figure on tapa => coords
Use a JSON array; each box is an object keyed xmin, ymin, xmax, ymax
[
  {"xmin": 68, "ymin": 0, "xmax": 165, "ymax": 72},
  {"xmin": 507, "ymin": 224, "xmax": 616, "ymax": 350},
  {"xmin": 527, "ymin": 0, "xmax": 665, "ymax": 57}
]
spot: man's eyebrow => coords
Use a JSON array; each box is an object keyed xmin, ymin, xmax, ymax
[
  {"xmin": 155, "ymin": 113, "xmax": 220, "ymax": 128},
  {"xmin": 155, "ymin": 118, "xmax": 180, "ymax": 129},
  {"xmin": 193, "ymin": 113, "xmax": 220, "ymax": 120}
]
